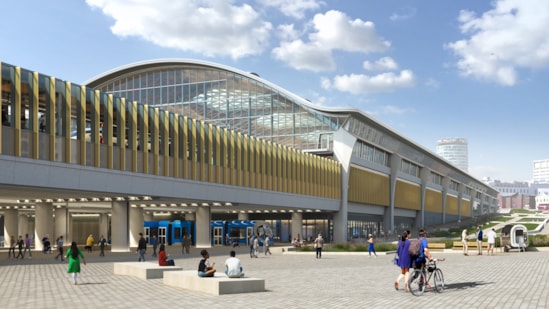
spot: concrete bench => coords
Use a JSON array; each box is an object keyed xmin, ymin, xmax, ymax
[
  {"xmin": 429, "ymin": 243, "xmax": 446, "ymax": 252},
  {"xmin": 452, "ymin": 241, "xmax": 488, "ymax": 250},
  {"xmin": 114, "ymin": 262, "xmax": 182, "ymax": 280},
  {"xmin": 163, "ymin": 270, "xmax": 265, "ymax": 295}
]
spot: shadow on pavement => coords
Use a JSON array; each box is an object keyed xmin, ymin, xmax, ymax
[{"xmin": 444, "ymin": 281, "xmax": 493, "ymax": 291}]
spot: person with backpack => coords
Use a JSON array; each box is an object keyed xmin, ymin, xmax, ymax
[
  {"xmin": 395, "ymin": 230, "xmax": 412, "ymax": 292},
  {"xmin": 410, "ymin": 229, "xmax": 432, "ymax": 269}
]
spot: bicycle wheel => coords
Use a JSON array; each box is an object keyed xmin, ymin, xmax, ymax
[
  {"xmin": 408, "ymin": 270, "xmax": 426, "ymax": 296},
  {"xmin": 433, "ymin": 268, "xmax": 444, "ymax": 293}
]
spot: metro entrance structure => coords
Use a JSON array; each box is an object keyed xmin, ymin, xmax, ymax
[{"xmin": 0, "ymin": 59, "xmax": 498, "ymax": 250}]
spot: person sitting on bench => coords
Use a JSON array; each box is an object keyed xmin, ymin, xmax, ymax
[
  {"xmin": 158, "ymin": 244, "xmax": 175, "ymax": 266},
  {"xmin": 198, "ymin": 249, "xmax": 216, "ymax": 277},
  {"xmin": 224, "ymin": 250, "xmax": 244, "ymax": 278}
]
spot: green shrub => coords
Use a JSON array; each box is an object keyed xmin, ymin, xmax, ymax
[
  {"xmin": 297, "ymin": 242, "xmax": 397, "ymax": 252},
  {"xmin": 517, "ymin": 218, "xmax": 546, "ymax": 222},
  {"xmin": 529, "ymin": 235, "xmax": 549, "ymax": 247},
  {"xmin": 511, "ymin": 209, "xmax": 536, "ymax": 214}
]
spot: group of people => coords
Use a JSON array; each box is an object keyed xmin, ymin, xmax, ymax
[
  {"xmin": 248, "ymin": 234, "xmax": 272, "ymax": 258},
  {"xmin": 394, "ymin": 225, "xmax": 500, "ymax": 291},
  {"xmin": 197, "ymin": 249, "xmax": 245, "ymax": 278},
  {"xmin": 7, "ymin": 234, "xmax": 32, "ymax": 259},
  {"xmin": 155, "ymin": 245, "xmax": 246, "ymax": 279},
  {"xmin": 461, "ymin": 225, "xmax": 498, "ymax": 256}
]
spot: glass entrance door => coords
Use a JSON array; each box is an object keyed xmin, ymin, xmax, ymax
[
  {"xmin": 213, "ymin": 227, "xmax": 223, "ymax": 245},
  {"xmin": 158, "ymin": 227, "xmax": 167, "ymax": 244}
]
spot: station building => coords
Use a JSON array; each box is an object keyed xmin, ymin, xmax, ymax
[
  {"xmin": 85, "ymin": 59, "xmax": 499, "ymax": 238},
  {"xmin": 0, "ymin": 59, "xmax": 498, "ymax": 249}
]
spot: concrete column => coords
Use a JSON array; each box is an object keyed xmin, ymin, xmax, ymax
[
  {"xmin": 291, "ymin": 212, "xmax": 302, "ymax": 241},
  {"xmin": 54, "ymin": 207, "xmax": 68, "ymax": 243},
  {"xmin": 3, "ymin": 209, "xmax": 18, "ymax": 248},
  {"xmin": 441, "ymin": 177, "xmax": 450, "ymax": 224},
  {"xmin": 18, "ymin": 214, "xmax": 29, "ymax": 238},
  {"xmin": 99, "ymin": 213, "xmax": 109, "ymax": 241},
  {"xmin": 332, "ymin": 128, "xmax": 356, "ymax": 243},
  {"xmin": 111, "ymin": 201, "xmax": 129, "ymax": 252},
  {"xmin": 237, "ymin": 212, "xmax": 249, "ymax": 220},
  {"xmin": 195, "ymin": 205, "xmax": 211, "ymax": 248},
  {"xmin": 68, "ymin": 214, "xmax": 74, "ymax": 245},
  {"xmin": 35, "ymin": 203, "xmax": 54, "ymax": 251},
  {"xmin": 417, "ymin": 168, "xmax": 430, "ymax": 232},
  {"xmin": 385, "ymin": 154, "xmax": 401, "ymax": 236},
  {"xmin": 129, "ymin": 206, "xmax": 144, "ymax": 248}
]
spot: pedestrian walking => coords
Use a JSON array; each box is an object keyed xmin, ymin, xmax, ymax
[
  {"xmin": 182, "ymin": 233, "xmax": 191, "ymax": 254},
  {"xmin": 368, "ymin": 234, "xmax": 377, "ymax": 257},
  {"xmin": 8, "ymin": 235, "xmax": 16, "ymax": 258},
  {"xmin": 16, "ymin": 236, "xmax": 25, "ymax": 259},
  {"xmin": 66, "ymin": 242, "xmax": 86, "ymax": 285},
  {"xmin": 394, "ymin": 230, "xmax": 411, "ymax": 292},
  {"xmin": 253, "ymin": 235, "xmax": 259, "ymax": 258},
  {"xmin": 476, "ymin": 226, "xmax": 484, "ymax": 255},
  {"xmin": 98, "ymin": 235, "xmax": 107, "ymax": 256},
  {"xmin": 249, "ymin": 234, "xmax": 255, "ymax": 258},
  {"xmin": 23, "ymin": 233, "xmax": 32, "ymax": 259},
  {"xmin": 487, "ymin": 228, "xmax": 497, "ymax": 256},
  {"xmin": 461, "ymin": 229, "xmax": 469, "ymax": 256},
  {"xmin": 137, "ymin": 232, "xmax": 147, "ymax": 262},
  {"xmin": 264, "ymin": 235, "xmax": 272, "ymax": 255},
  {"xmin": 151, "ymin": 235, "xmax": 158, "ymax": 257},
  {"xmin": 54, "ymin": 236, "xmax": 64, "ymax": 261},
  {"xmin": 314, "ymin": 234, "xmax": 324, "ymax": 259},
  {"xmin": 85, "ymin": 234, "xmax": 94, "ymax": 253}
]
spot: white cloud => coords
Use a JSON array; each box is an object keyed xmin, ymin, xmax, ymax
[
  {"xmin": 311, "ymin": 10, "xmax": 390, "ymax": 53},
  {"xmin": 273, "ymin": 10, "xmax": 390, "ymax": 71},
  {"xmin": 277, "ymin": 24, "xmax": 300, "ymax": 41},
  {"xmin": 329, "ymin": 70, "xmax": 416, "ymax": 94},
  {"xmin": 445, "ymin": 0, "xmax": 549, "ymax": 85},
  {"xmin": 272, "ymin": 40, "xmax": 335, "ymax": 71},
  {"xmin": 363, "ymin": 57, "xmax": 398, "ymax": 71},
  {"xmin": 389, "ymin": 7, "xmax": 417, "ymax": 21},
  {"xmin": 257, "ymin": 0, "xmax": 323, "ymax": 19},
  {"xmin": 424, "ymin": 78, "xmax": 440, "ymax": 89},
  {"xmin": 320, "ymin": 77, "xmax": 332, "ymax": 89},
  {"xmin": 86, "ymin": 0, "xmax": 272, "ymax": 59}
]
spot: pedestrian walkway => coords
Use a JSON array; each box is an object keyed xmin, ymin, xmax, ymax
[{"xmin": 0, "ymin": 245, "xmax": 548, "ymax": 308}]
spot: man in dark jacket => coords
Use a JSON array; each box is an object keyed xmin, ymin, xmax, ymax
[{"xmin": 137, "ymin": 233, "xmax": 147, "ymax": 262}]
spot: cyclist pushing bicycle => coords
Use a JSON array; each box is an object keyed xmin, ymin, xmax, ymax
[
  {"xmin": 412, "ymin": 230, "xmax": 432, "ymax": 269},
  {"xmin": 408, "ymin": 230, "xmax": 445, "ymax": 296}
]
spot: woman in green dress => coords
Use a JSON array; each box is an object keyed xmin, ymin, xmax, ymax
[{"xmin": 66, "ymin": 241, "xmax": 86, "ymax": 285}]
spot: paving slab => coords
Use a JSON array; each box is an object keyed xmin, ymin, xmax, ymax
[{"xmin": 1, "ymin": 246, "xmax": 548, "ymax": 308}]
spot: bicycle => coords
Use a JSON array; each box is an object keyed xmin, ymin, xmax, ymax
[{"xmin": 408, "ymin": 258, "xmax": 445, "ymax": 296}]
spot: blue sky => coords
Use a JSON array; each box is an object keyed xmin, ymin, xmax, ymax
[{"xmin": 1, "ymin": 0, "xmax": 548, "ymax": 182}]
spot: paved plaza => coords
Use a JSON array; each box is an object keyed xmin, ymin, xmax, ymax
[{"xmin": 1, "ymin": 245, "xmax": 548, "ymax": 309}]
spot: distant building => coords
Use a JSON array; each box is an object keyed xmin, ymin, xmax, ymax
[
  {"xmin": 436, "ymin": 138, "xmax": 468, "ymax": 172},
  {"xmin": 533, "ymin": 159, "xmax": 549, "ymax": 184},
  {"xmin": 486, "ymin": 180, "xmax": 534, "ymax": 210},
  {"xmin": 536, "ymin": 188, "xmax": 549, "ymax": 211}
]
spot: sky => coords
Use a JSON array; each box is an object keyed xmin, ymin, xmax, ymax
[{"xmin": 1, "ymin": 0, "xmax": 548, "ymax": 183}]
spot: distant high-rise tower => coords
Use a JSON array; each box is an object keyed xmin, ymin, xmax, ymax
[
  {"xmin": 533, "ymin": 159, "xmax": 549, "ymax": 183},
  {"xmin": 436, "ymin": 138, "xmax": 468, "ymax": 172}
]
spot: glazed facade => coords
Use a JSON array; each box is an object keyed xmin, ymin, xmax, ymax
[{"xmin": 87, "ymin": 60, "xmax": 347, "ymax": 153}]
